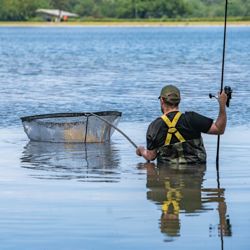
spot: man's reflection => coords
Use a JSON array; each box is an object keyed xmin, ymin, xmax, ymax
[
  {"xmin": 143, "ymin": 163, "xmax": 231, "ymax": 239},
  {"xmin": 21, "ymin": 142, "xmax": 120, "ymax": 182}
]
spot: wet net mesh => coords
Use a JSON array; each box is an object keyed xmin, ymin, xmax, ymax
[{"xmin": 21, "ymin": 111, "xmax": 122, "ymax": 143}]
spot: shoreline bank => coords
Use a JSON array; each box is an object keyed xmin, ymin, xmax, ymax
[{"xmin": 1, "ymin": 20, "xmax": 250, "ymax": 27}]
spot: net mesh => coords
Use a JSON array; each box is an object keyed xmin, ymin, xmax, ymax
[{"xmin": 21, "ymin": 111, "xmax": 122, "ymax": 143}]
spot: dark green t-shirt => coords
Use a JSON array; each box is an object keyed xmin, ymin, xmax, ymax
[{"xmin": 147, "ymin": 111, "xmax": 213, "ymax": 150}]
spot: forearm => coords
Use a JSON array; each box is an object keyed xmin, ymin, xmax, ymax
[
  {"xmin": 208, "ymin": 91, "xmax": 227, "ymax": 135},
  {"xmin": 215, "ymin": 104, "xmax": 227, "ymax": 134}
]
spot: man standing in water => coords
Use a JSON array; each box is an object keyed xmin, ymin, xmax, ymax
[{"xmin": 136, "ymin": 85, "xmax": 228, "ymax": 164}]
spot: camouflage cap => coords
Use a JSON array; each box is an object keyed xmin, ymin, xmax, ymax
[{"xmin": 159, "ymin": 85, "xmax": 181, "ymax": 104}]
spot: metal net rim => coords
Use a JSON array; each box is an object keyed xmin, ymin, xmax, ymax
[{"xmin": 21, "ymin": 111, "xmax": 122, "ymax": 122}]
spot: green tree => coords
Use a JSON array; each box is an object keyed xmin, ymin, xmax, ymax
[
  {"xmin": 100, "ymin": 0, "xmax": 134, "ymax": 18},
  {"xmin": 73, "ymin": 0, "xmax": 95, "ymax": 17},
  {"xmin": 0, "ymin": 0, "xmax": 41, "ymax": 20},
  {"xmin": 50, "ymin": 0, "xmax": 66, "ymax": 9},
  {"xmin": 0, "ymin": 0, "xmax": 249, "ymax": 21}
]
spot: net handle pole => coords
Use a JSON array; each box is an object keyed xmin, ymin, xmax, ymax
[
  {"xmin": 216, "ymin": 0, "xmax": 228, "ymax": 169},
  {"xmin": 88, "ymin": 113, "xmax": 138, "ymax": 149}
]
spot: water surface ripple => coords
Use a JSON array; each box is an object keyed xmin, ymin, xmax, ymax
[
  {"xmin": 0, "ymin": 27, "xmax": 250, "ymax": 250},
  {"xmin": 0, "ymin": 27, "xmax": 250, "ymax": 127}
]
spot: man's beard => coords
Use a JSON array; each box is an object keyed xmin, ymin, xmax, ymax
[{"xmin": 161, "ymin": 105, "xmax": 164, "ymax": 114}]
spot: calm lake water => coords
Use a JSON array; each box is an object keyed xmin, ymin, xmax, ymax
[{"xmin": 0, "ymin": 26, "xmax": 250, "ymax": 249}]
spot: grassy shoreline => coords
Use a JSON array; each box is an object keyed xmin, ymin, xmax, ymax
[{"xmin": 1, "ymin": 20, "xmax": 250, "ymax": 27}]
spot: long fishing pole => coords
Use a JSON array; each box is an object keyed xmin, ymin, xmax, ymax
[
  {"xmin": 216, "ymin": 0, "xmax": 228, "ymax": 169},
  {"xmin": 216, "ymin": 1, "xmax": 229, "ymax": 248},
  {"xmin": 216, "ymin": 166, "xmax": 224, "ymax": 250},
  {"xmin": 88, "ymin": 113, "xmax": 138, "ymax": 149}
]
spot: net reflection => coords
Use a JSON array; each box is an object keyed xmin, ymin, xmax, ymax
[
  {"xmin": 21, "ymin": 142, "xmax": 120, "ymax": 182},
  {"xmin": 143, "ymin": 163, "xmax": 232, "ymax": 240}
]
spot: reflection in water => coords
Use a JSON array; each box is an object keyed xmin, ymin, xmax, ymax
[
  {"xmin": 203, "ymin": 186, "xmax": 232, "ymax": 238},
  {"xmin": 143, "ymin": 163, "xmax": 232, "ymax": 241},
  {"xmin": 21, "ymin": 141, "xmax": 120, "ymax": 182}
]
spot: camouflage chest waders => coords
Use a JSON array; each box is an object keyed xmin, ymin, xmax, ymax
[{"xmin": 157, "ymin": 112, "xmax": 207, "ymax": 165}]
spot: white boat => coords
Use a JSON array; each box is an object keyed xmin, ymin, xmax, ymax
[{"xmin": 21, "ymin": 111, "xmax": 122, "ymax": 143}]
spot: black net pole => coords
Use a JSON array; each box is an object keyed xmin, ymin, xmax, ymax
[
  {"xmin": 216, "ymin": 0, "xmax": 228, "ymax": 169},
  {"xmin": 84, "ymin": 115, "xmax": 89, "ymax": 144}
]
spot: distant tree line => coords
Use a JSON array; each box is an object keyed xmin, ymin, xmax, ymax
[{"xmin": 0, "ymin": 0, "xmax": 249, "ymax": 21}]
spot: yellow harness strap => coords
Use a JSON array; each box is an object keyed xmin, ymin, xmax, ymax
[{"xmin": 161, "ymin": 112, "xmax": 186, "ymax": 145}]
